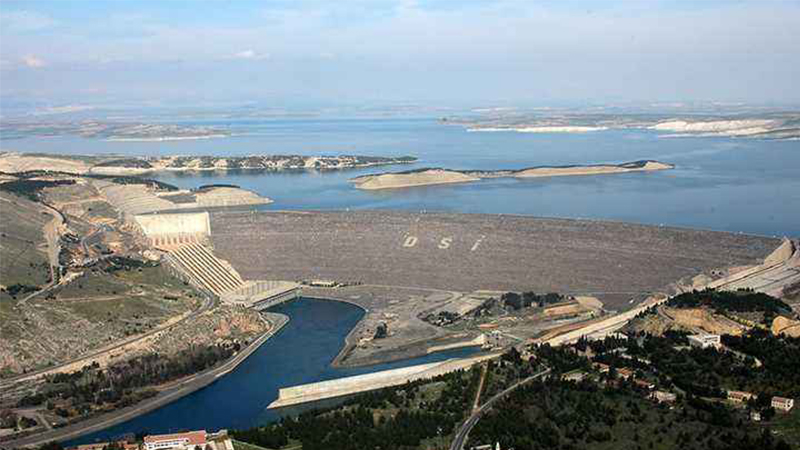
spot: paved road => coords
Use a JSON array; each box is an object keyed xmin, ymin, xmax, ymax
[
  {"xmin": 3, "ymin": 313, "xmax": 289, "ymax": 449},
  {"xmin": 450, "ymin": 368, "xmax": 551, "ymax": 450},
  {"xmin": 0, "ymin": 295, "xmax": 215, "ymax": 389}
]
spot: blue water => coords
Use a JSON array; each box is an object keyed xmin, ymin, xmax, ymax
[
  {"xmin": 5, "ymin": 118, "xmax": 796, "ymax": 236},
  {"xmin": 69, "ymin": 297, "xmax": 479, "ymax": 445},
  {"xmin": 7, "ymin": 117, "xmax": 800, "ymax": 443}
]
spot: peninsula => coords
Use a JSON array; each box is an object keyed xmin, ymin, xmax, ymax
[
  {"xmin": 447, "ymin": 110, "xmax": 800, "ymax": 140},
  {"xmin": 350, "ymin": 160, "xmax": 673, "ymax": 190},
  {"xmin": 0, "ymin": 152, "xmax": 417, "ymax": 176}
]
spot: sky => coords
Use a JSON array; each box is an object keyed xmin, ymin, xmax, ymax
[{"xmin": 1, "ymin": 0, "xmax": 799, "ymax": 108}]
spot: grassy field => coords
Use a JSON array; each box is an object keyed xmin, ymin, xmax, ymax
[
  {"xmin": 773, "ymin": 408, "xmax": 800, "ymax": 447},
  {"xmin": 233, "ymin": 439, "xmax": 302, "ymax": 450},
  {"xmin": 56, "ymin": 265, "xmax": 187, "ymax": 298},
  {"xmin": 0, "ymin": 263, "xmax": 197, "ymax": 374},
  {"xmin": 0, "ymin": 192, "xmax": 51, "ymax": 288},
  {"xmin": 52, "ymin": 266, "xmax": 192, "ymax": 334},
  {"xmin": 114, "ymin": 264, "xmax": 188, "ymax": 291}
]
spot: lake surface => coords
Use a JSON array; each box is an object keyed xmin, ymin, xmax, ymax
[
  {"xmin": 6, "ymin": 116, "xmax": 800, "ymax": 443},
  {"xmin": 69, "ymin": 297, "xmax": 479, "ymax": 445},
  {"xmin": 4, "ymin": 117, "xmax": 798, "ymax": 236}
]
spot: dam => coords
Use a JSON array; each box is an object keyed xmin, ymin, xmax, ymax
[{"xmin": 208, "ymin": 210, "xmax": 779, "ymax": 310}]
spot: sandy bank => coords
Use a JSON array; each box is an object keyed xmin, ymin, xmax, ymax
[
  {"xmin": 351, "ymin": 161, "xmax": 674, "ymax": 190},
  {"xmin": 514, "ymin": 161, "xmax": 673, "ymax": 178},
  {"xmin": 469, "ymin": 125, "xmax": 609, "ymax": 133},
  {"xmin": 351, "ymin": 169, "xmax": 480, "ymax": 190},
  {"xmin": 650, "ymin": 119, "xmax": 778, "ymax": 137},
  {"xmin": 0, "ymin": 153, "xmax": 90, "ymax": 174}
]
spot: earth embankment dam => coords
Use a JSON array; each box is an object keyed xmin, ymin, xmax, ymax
[{"xmin": 208, "ymin": 211, "xmax": 779, "ymax": 309}]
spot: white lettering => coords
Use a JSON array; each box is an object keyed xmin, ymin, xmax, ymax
[
  {"xmin": 403, "ymin": 236, "xmax": 418, "ymax": 248},
  {"xmin": 438, "ymin": 237, "xmax": 453, "ymax": 249},
  {"xmin": 470, "ymin": 235, "xmax": 485, "ymax": 252}
]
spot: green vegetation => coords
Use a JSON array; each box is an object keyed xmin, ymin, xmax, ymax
[
  {"xmin": 103, "ymin": 176, "xmax": 178, "ymax": 191},
  {"xmin": 0, "ymin": 192, "xmax": 52, "ymax": 290},
  {"xmin": 93, "ymin": 158, "xmax": 153, "ymax": 169},
  {"xmin": 0, "ymin": 179, "xmax": 76, "ymax": 202},
  {"xmin": 587, "ymin": 329, "xmax": 800, "ymax": 400},
  {"xmin": 17, "ymin": 343, "xmax": 242, "ymax": 416},
  {"xmin": 469, "ymin": 377, "xmax": 791, "ymax": 450},
  {"xmin": 774, "ymin": 409, "xmax": 800, "ymax": 447},
  {"xmin": 194, "ymin": 183, "xmax": 241, "ymax": 191},
  {"xmin": 232, "ymin": 440, "xmax": 277, "ymax": 450},
  {"xmin": 667, "ymin": 289, "xmax": 791, "ymax": 316},
  {"xmin": 502, "ymin": 291, "xmax": 563, "ymax": 310},
  {"xmin": 0, "ymin": 409, "xmax": 37, "ymax": 430},
  {"xmin": 100, "ymin": 256, "xmax": 159, "ymax": 273},
  {"xmin": 0, "ymin": 179, "xmax": 75, "ymax": 202},
  {"xmin": 721, "ymin": 330, "xmax": 800, "ymax": 398},
  {"xmin": 233, "ymin": 367, "xmax": 485, "ymax": 450}
]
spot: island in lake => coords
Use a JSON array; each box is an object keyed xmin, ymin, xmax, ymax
[{"xmin": 350, "ymin": 160, "xmax": 673, "ymax": 190}]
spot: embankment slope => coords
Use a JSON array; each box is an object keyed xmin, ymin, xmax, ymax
[{"xmin": 209, "ymin": 210, "xmax": 777, "ymax": 310}]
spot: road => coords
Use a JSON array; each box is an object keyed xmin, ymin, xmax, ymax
[
  {"xmin": 17, "ymin": 202, "xmax": 64, "ymax": 308},
  {"xmin": 471, "ymin": 363, "xmax": 488, "ymax": 413},
  {"xmin": 0, "ymin": 294, "xmax": 215, "ymax": 389},
  {"xmin": 450, "ymin": 368, "xmax": 551, "ymax": 450},
  {"xmin": 3, "ymin": 313, "xmax": 289, "ymax": 449}
]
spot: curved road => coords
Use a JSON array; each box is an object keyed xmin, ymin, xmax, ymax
[
  {"xmin": 3, "ymin": 313, "xmax": 288, "ymax": 448},
  {"xmin": 450, "ymin": 368, "xmax": 551, "ymax": 450},
  {"xmin": 0, "ymin": 295, "xmax": 215, "ymax": 389}
]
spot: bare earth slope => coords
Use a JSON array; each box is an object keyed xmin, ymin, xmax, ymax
[
  {"xmin": 513, "ymin": 161, "xmax": 673, "ymax": 178},
  {"xmin": 351, "ymin": 161, "xmax": 673, "ymax": 190},
  {"xmin": 209, "ymin": 210, "xmax": 777, "ymax": 310},
  {"xmin": 352, "ymin": 169, "xmax": 480, "ymax": 190},
  {"xmin": 0, "ymin": 153, "xmax": 416, "ymax": 176}
]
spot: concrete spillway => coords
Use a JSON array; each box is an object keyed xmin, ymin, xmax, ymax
[
  {"xmin": 167, "ymin": 243, "xmax": 244, "ymax": 296},
  {"xmin": 268, "ymin": 353, "xmax": 497, "ymax": 409}
]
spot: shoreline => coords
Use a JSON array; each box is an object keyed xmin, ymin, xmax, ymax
[
  {"xmin": 89, "ymin": 161, "xmax": 415, "ymax": 176},
  {"xmin": 350, "ymin": 160, "xmax": 674, "ymax": 190},
  {"xmin": 307, "ymin": 296, "xmax": 369, "ymax": 369},
  {"xmin": 2, "ymin": 312, "xmax": 290, "ymax": 449},
  {"xmin": 313, "ymin": 295, "xmax": 484, "ymax": 370},
  {"xmin": 0, "ymin": 152, "xmax": 418, "ymax": 177}
]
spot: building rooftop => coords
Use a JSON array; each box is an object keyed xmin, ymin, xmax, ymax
[{"xmin": 144, "ymin": 430, "xmax": 207, "ymax": 446}]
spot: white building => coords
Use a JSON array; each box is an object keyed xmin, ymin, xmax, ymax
[
  {"xmin": 772, "ymin": 396, "xmax": 795, "ymax": 412},
  {"xmin": 727, "ymin": 390, "xmax": 756, "ymax": 403},
  {"xmin": 651, "ymin": 391, "xmax": 677, "ymax": 403},
  {"xmin": 687, "ymin": 334, "xmax": 721, "ymax": 349},
  {"xmin": 144, "ymin": 431, "xmax": 206, "ymax": 450}
]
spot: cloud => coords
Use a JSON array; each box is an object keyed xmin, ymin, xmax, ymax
[
  {"xmin": 232, "ymin": 49, "xmax": 269, "ymax": 60},
  {"xmin": 0, "ymin": 11, "xmax": 55, "ymax": 33},
  {"xmin": 21, "ymin": 55, "xmax": 46, "ymax": 68}
]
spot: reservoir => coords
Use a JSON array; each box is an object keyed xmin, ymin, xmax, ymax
[
  {"xmin": 68, "ymin": 297, "xmax": 480, "ymax": 445},
  {"xmin": 7, "ymin": 117, "xmax": 800, "ymax": 444},
  {"xmin": 6, "ymin": 118, "xmax": 796, "ymax": 237}
]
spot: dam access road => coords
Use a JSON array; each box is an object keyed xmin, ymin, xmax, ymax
[
  {"xmin": 265, "ymin": 239, "xmax": 799, "ymax": 412},
  {"xmin": 3, "ymin": 313, "xmax": 290, "ymax": 449}
]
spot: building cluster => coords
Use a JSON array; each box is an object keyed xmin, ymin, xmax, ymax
[
  {"xmin": 68, "ymin": 429, "xmax": 233, "ymax": 450},
  {"xmin": 584, "ymin": 353, "xmax": 796, "ymax": 419}
]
